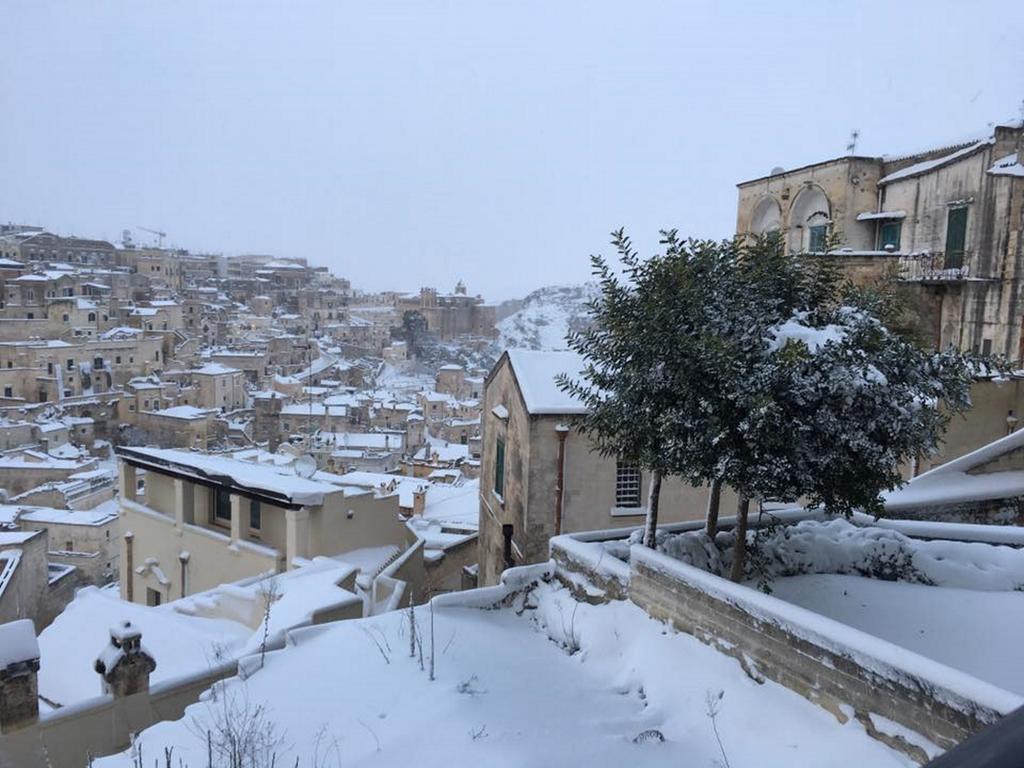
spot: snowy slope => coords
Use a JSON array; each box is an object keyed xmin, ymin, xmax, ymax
[
  {"xmin": 497, "ymin": 283, "xmax": 599, "ymax": 351},
  {"xmin": 95, "ymin": 581, "xmax": 908, "ymax": 768}
]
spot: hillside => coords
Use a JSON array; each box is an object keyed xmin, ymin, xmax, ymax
[{"xmin": 496, "ymin": 283, "xmax": 598, "ymax": 351}]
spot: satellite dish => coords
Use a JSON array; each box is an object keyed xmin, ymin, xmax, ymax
[
  {"xmin": 294, "ymin": 454, "xmax": 317, "ymax": 479},
  {"xmin": 770, "ymin": 166, "xmax": 786, "ymax": 176}
]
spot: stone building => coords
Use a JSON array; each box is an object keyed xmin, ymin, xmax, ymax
[
  {"xmin": 477, "ymin": 350, "xmax": 735, "ymax": 586},
  {"xmin": 115, "ymin": 447, "xmax": 410, "ymax": 604},
  {"xmin": 3, "ymin": 503, "xmax": 120, "ymax": 587},
  {"xmin": 736, "ymin": 120, "xmax": 1024, "ymax": 357},
  {"xmin": 397, "ymin": 282, "xmax": 497, "ymax": 341},
  {"xmin": 191, "ymin": 362, "xmax": 246, "ymax": 411}
]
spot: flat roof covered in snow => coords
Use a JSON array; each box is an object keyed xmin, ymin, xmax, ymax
[{"xmin": 117, "ymin": 447, "xmax": 342, "ymax": 508}]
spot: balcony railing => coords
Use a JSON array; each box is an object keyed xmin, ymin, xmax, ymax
[{"xmin": 898, "ymin": 252, "xmax": 969, "ymax": 282}]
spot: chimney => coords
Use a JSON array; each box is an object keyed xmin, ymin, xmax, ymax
[
  {"xmin": 412, "ymin": 485, "xmax": 427, "ymax": 516},
  {"xmin": 0, "ymin": 619, "xmax": 41, "ymax": 733},
  {"xmin": 94, "ymin": 621, "xmax": 156, "ymax": 697}
]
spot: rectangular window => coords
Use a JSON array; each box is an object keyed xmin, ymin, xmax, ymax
[
  {"xmin": 615, "ymin": 463, "xmax": 642, "ymax": 508},
  {"xmin": 213, "ymin": 487, "xmax": 232, "ymax": 522},
  {"xmin": 249, "ymin": 499, "xmax": 261, "ymax": 530},
  {"xmin": 946, "ymin": 207, "xmax": 968, "ymax": 269},
  {"xmin": 808, "ymin": 225, "xmax": 828, "ymax": 253},
  {"xmin": 146, "ymin": 588, "xmax": 162, "ymax": 607},
  {"xmin": 66, "ymin": 359, "xmax": 74, "ymax": 371},
  {"xmin": 880, "ymin": 221, "xmax": 901, "ymax": 250},
  {"xmin": 494, "ymin": 437, "xmax": 506, "ymax": 497},
  {"xmin": 3, "ymin": 386, "xmax": 11, "ymax": 398}
]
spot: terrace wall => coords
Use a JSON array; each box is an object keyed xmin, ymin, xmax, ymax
[{"xmin": 549, "ymin": 516, "xmax": 1023, "ymax": 764}]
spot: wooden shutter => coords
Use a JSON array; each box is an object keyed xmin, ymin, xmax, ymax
[{"xmin": 946, "ymin": 208, "xmax": 968, "ymax": 269}]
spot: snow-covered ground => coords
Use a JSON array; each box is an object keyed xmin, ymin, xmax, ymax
[
  {"xmin": 39, "ymin": 586, "xmax": 251, "ymax": 707},
  {"xmin": 38, "ymin": 557, "xmax": 364, "ymax": 707},
  {"xmin": 96, "ymin": 581, "xmax": 911, "ymax": 768},
  {"xmin": 769, "ymin": 574, "xmax": 1024, "ymax": 696}
]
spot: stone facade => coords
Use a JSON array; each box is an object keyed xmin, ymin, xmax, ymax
[
  {"xmin": 477, "ymin": 351, "xmax": 733, "ymax": 586},
  {"xmin": 736, "ymin": 122, "xmax": 1024, "ymax": 357}
]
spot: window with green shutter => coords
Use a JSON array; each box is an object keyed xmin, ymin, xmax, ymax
[
  {"xmin": 880, "ymin": 221, "xmax": 901, "ymax": 250},
  {"xmin": 494, "ymin": 437, "xmax": 506, "ymax": 497},
  {"xmin": 249, "ymin": 499, "xmax": 261, "ymax": 530},
  {"xmin": 946, "ymin": 207, "xmax": 968, "ymax": 269}
]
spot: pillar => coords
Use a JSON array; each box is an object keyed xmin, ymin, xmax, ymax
[
  {"xmin": 122, "ymin": 531, "xmax": 134, "ymax": 603},
  {"xmin": 230, "ymin": 494, "xmax": 249, "ymax": 543},
  {"xmin": 118, "ymin": 462, "xmax": 137, "ymax": 502},
  {"xmin": 172, "ymin": 478, "xmax": 186, "ymax": 530},
  {"xmin": 285, "ymin": 508, "xmax": 310, "ymax": 567}
]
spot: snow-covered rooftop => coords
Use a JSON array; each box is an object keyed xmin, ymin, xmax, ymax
[
  {"xmin": 118, "ymin": 447, "xmax": 342, "ymax": 507},
  {"xmin": 885, "ymin": 428, "xmax": 1024, "ymax": 511},
  {"xmin": 879, "ymin": 139, "xmax": 994, "ymax": 185},
  {"xmin": 505, "ymin": 349, "xmax": 586, "ymax": 415}
]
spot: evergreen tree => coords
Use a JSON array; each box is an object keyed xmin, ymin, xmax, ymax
[{"xmin": 562, "ymin": 229, "xmax": 974, "ymax": 573}]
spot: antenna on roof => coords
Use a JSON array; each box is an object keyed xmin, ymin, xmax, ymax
[{"xmin": 846, "ymin": 129, "xmax": 860, "ymax": 155}]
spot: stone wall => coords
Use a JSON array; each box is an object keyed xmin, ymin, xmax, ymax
[{"xmin": 628, "ymin": 545, "xmax": 1020, "ymax": 763}]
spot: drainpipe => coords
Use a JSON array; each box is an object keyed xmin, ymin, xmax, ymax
[
  {"xmin": 554, "ymin": 424, "xmax": 570, "ymax": 535},
  {"xmin": 179, "ymin": 550, "xmax": 190, "ymax": 598},
  {"xmin": 123, "ymin": 531, "xmax": 134, "ymax": 603}
]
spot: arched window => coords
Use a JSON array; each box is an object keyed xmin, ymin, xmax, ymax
[
  {"xmin": 749, "ymin": 196, "xmax": 782, "ymax": 235},
  {"xmin": 789, "ymin": 185, "xmax": 832, "ymax": 253}
]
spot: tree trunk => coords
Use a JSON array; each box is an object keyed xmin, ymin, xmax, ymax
[
  {"xmin": 642, "ymin": 470, "xmax": 663, "ymax": 549},
  {"xmin": 729, "ymin": 496, "xmax": 750, "ymax": 583},
  {"xmin": 705, "ymin": 478, "xmax": 722, "ymax": 539}
]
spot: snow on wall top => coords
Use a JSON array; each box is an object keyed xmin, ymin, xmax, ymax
[
  {"xmin": 631, "ymin": 544, "xmax": 1023, "ymax": 716},
  {"xmin": 507, "ymin": 349, "xmax": 587, "ymax": 415},
  {"xmin": 0, "ymin": 618, "xmax": 38, "ymax": 668},
  {"xmin": 885, "ymin": 428, "xmax": 1024, "ymax": 510},
  {"xmin": 989, "ymin": 153, "xmax": 1024, "ymax": 178},
  {"xmin": 119, "ymin": 447, "xmax": 341, "ymax": 506}
]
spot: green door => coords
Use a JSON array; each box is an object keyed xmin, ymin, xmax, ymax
[{"xmin": 946, "ymin": 207, "xmax": 968, "ymax": 269}]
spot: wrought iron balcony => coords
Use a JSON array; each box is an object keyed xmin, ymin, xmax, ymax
[{"xmin": 898, "ymin": 252, "xmax": 969, "ymax": 282}]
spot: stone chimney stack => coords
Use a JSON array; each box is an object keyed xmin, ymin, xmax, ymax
[
  {"xmin": 94, "ymin": 621, "xmax": 157, "ymax": 697},
  {"xmin": 0, "ymin": 619, "xmax": 41, "ymax": 733},
  {"xmin": 412, "ymin": 486, "xmax": 427, "ymax": 516}
]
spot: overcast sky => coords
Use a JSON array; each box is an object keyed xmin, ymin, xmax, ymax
[{"xmin": 1, "ymin": 1, "xmax": 1022, "ymax": 301}]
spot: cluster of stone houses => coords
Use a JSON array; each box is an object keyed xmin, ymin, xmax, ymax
[{"xmin": 0, "ymin": 225, "xmax": 492, "ymax": 633}]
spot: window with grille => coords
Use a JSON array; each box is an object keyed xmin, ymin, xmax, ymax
[
  {"xmin": 615, "ymin": 464, "xmax": 642, "ymax": 508},
  {"xmin": 808, "ymin": 224, "xmax": 828, "ymax": 253}
]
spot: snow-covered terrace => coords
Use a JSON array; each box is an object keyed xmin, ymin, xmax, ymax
[{"xmin": 93, "ymin": 570, "xmax": 913, "ymax": 768}]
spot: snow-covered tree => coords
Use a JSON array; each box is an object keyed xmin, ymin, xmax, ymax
[
  {"xmin": 562, "ymin": 230, "xmax": 974, "ymax": 573},
  {"xmin": 558, "ymin": 229, "xmax": 740, "ymax": 547},
  {"xmin": 668, "ymin": 234, "xmax": 973, "ymax": 580}
]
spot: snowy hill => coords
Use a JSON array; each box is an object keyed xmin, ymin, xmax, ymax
[{"xmin": 497, "ymin": 283, "xmax": 599, "ymax": 351}]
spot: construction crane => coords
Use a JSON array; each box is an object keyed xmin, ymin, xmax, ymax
[{"xmin": 136, "ymin": 226, "xmax": 167, "ymax": 248}]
